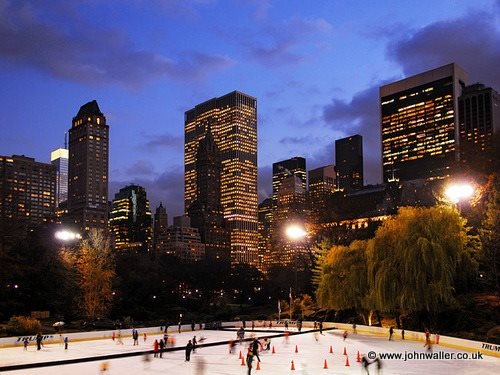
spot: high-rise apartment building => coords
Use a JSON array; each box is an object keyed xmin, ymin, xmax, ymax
[
  {"xmin": 185, "ymin": 91, "xmax": 258, "ymax": 266},
  {"xmin": 109, "ymin": 185, "xmax": 152, "ymax": 253},
  {"xmin": 380, "ymin": 63, "xmax": 469, "ymax": 182},
  {"xmin": 258, "ymin": 198, "xmax": 273, "ymax": 272},
  {"xmin": 68, "ymin": 100, "xmax": 109, "ymax": 233},
  {"xmin": 335, "ymin": 135, "xmax": 363, "ymax": 191},
  {"xmin": 458, "ymin": 83, "xmax": 500, "ymax": 174},
  {"xmin": 0, "ymin": 155, "xmax": 56, "ymax": 226},
  {"xmin": 153, "ymin": 202, "xmax": 168, "ymax": 254},
  {"xmin": 51, "ymin": 148, "xmax": 68, "ymax": 208},
  {"xmin": 165, "ymin": 215, "xmax": 205, "ymax": 263},
  {"xmin": 272, "ymin": 157, "xmax": 306, "ymax": 209}
]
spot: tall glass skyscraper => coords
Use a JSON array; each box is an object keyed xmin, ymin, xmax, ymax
[
  {"xmin": 50, "ymin": 148, "xmax": 68, "ymax": 208},
  {"xmin": 380, "ymin": 63, "xmax": 469, "ymax": 182},
  {"xmin": 185, "ymin": 91, "xmax": 258, "ymax": 266},
  {"xmin": 335, "ymin": 135, "xmax": 363, "ymax": 191}
]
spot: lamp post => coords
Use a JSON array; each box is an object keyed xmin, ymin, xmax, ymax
[
  {"xmin": 444, "ymin": 182, "xmax": 475, "ymax": 212},
  {"xmin": 285, "ymin": 224, "xmax": 307, "ymax": 320}
]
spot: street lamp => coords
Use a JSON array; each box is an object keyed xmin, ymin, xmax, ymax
[
  {"xmin": 55, "ymin": 229, "xmax": 82, "ymax": 242},
  {"xmin": 445, "ymin": 183, "xmax": 474, "ymax": 204},
  {"xmin": 285, "ymin": 224, "xmax": 307, "ymax": 320}
]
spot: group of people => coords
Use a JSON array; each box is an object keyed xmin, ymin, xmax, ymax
[{"xmin": 23, "ymin": 333, "xmax": 69, "ymax": 351}]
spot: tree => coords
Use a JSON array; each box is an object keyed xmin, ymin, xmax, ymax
[
  {"xmin": 77, "ymin": 229, "xmax": 115, "ymax": 320},
  {"xmin": 366, "ymin": 206, "xmax": 478, "ymax": 325},
  {"xmin": 479, "ymin": 173, "xmax": 500, "ymax": 289},
  {"xmin": 315, "ymin": 240, "xmax": 368, "ymax": 312}
]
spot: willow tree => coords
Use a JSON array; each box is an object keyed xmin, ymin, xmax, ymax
[
  {"xmin": 77, "ymin": 229, "xmax": 115, "ymax": 320},
  {"xmin": 366, "ymin": 206, "xmax": 477, "ymax": 325},
  {"xmin": 316, "ymin": 240, "xmax": 368, "ymax": 315}
]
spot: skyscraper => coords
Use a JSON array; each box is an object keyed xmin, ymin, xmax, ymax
[
  {"xmin": 185, "ymin": 91, "xmax": 258, "ymax": 266},
  {"xmin": 68, "ymin": 100, "xmax": 109, "ymax": 233},
  {"xmin": 109, "ymin": 185, "xmax": 152, "ymax": 253},
  {"xmin": 380, "ymin": 63, "xmax": 469, "ymax": 182},
  {"xmin": 153, "ymin": 202, "xmax": 168, "ymax": 254},
  {"xmin": 458, "ymin": 83, "xmax": 500, "ymax": 174},
  {"xmin": 165, "ymin": 215, "xmax": 205, "ymax": 263},
  {"xmin": 0, "ymin": 155, "xmax": 56, "ymax": 227},
  {"xmin": 51, "ymin": 147, "xmax": 68, "ymax": 208},
  {"xmin": 308, "ymin": 165, "xmax": 336, "ymax": 223},
  {"xmin": 272, "ymin": 157, "xmax": 306, "ymax": 209},
  {"xmin": 187, "ymin": 127, "xmax": 230, "ymax": 265},
  {"xmin": 335, "ymin": 135, "xmax": 363, "ymax": 191},
  {"xmin": 258, "ymin": 197, "xmax": 273, "ymax": 272}
]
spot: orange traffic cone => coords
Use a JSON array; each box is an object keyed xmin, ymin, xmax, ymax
[
  {"xmin": 345, "ymin": 356, "xmax": 350, "ymax": 367},
  {"xmin": 291, "ymin": 360, "xmax": 295, "ymax": 370},
  {"xmin": 343, "ymin": 347, "xmax": 347, "ymax": 355},
  {"xmin": 256, "ymin": 360, "xmax": 261, "ymax": 370},
  {"xmin": 239, "ymin": 351, "xmax": 242, "ymax": 359},
  {"xmin": 295, "ymin": 345, "xmax": 298, "ymax": 353},
  {"xmin": 241, "ymin": 356, "xmax": 245, "ymax": 366},
  {"xmin": 357, "ymin": 351, "xmax": 361, "ymax": 362},
  {"xmin": 272, "ymin": 345, "xmax": 276, "ymax": 354},
  {"xmin": 329, "ymin": 345, "xmax": 333, "ymax": 354},
  {"xmin": 323, "ymin": 359, "xmax": 328, "ymax": 369}
]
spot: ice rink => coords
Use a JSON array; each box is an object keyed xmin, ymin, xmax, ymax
[{"xmin": 1, "ymin": 327, "xmax": 498, "ymax": 374}]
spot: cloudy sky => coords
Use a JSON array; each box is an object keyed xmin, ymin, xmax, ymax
[{"xmin": 1, "ymin": 0, "xmax": 499, "ymax": 221}]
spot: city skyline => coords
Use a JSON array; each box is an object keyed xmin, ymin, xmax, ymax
[{"xmin": 0, "ymin": 0, "xmax": 499, "ymax": 220}]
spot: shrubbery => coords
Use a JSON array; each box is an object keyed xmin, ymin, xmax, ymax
[{"xmin": 6, "ymin": 316, "xmax": 41, "ymax": 335}]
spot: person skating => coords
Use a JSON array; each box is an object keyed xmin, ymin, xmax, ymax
[
  {"xmin": 185, "ymin": 339, "xmax": 193, "ymax": 361},
  {"xmin": 228, "ymin": 339, "xmax": 236, "ymax": 354},
  {"xmin": 251, "ymin": 338, "xmax": 261, "ymax": 362},
  {"xmin": 159, "ymin": 339, "xmax": 165, "ymax": 358},
  {"xmin": 374, "ymin": 357, "xmax": 383, "ymax": 374},
  {"xmin": 246, "ymin": 349, "xmax": 254, "ymax": 375},
  {"xmin": 36, "ymin": 333, "xmax": 42, "ymax": 351},
  {"xmin": 284, "ymin": 321, "xmax": 289, "ymax": 331},
  {"xmin": 343, "ymin": 330, "xmax": 348, "ymax": 341},
  {"xmin": 144, "ymin": 332, "xmax": 147, "ymax": 342},
  {"xmin": 319, "ymin": 321, "xmax": 324, "ymax": 334},
  {"xmin": 389, "ymin": 326, "xmax": 394, "ymax": 341},
  {"xmin": 192, "ymin": 322, "xmax": 196, "ymax": 331},
  {"xmin": 353, "ymin": 323, "xmax": 357, "ymax": 334},
  {"xmin": 361, "ymin": 355, "xmax": 371, "ymax": 374},
  {"xmin": 401, "ymin": 328, "xmax": 405, "ymax": 340},
  {"xmin": 23, "ymin": 338, "xmax": 29, "ymax": 351},
  {"xmin": 153, "ymin": 339, "xmax": 159, "ymax": 358},
  {"xmin": 64, "ymin": 336, "xmax": 68, "ymax": 350},
  {"xmin": 192, "ymin": 336, "xmax": 197, "ymax": 353}
]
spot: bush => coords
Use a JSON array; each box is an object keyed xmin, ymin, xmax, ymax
[{"xmin": 6, "ymin": 316, "xmax": 42, "ymax": 335}]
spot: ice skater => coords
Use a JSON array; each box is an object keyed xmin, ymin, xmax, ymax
[
  {"xmin": 64, "ymin": 336, "xmax": 68, "ymax": 350},
  {"xmin": 99, "ymin": 361, "xmax": 109, "ymax": 373},
  {"xmin": 252, "ymin": 338, "xmax": 261, "ymax": 362},
  {"xmin": 192, "ymin": 336, "xmax": 197, "ymax": 353},
  {"xmin": 153, "ymin": 339, "xmax": 159, "ymax": 358},
  {"xmin": 246, "ymin": 348, "xmax": 254, "ymax": 375},
  {"xmin": 343, "ymin": 330, "xmax": 348, "ymax": 341},
  {"xmin": 36, "ymin": 333, "xmax": 42, "ymax": 350},
  {"xmin": 388, "ymin": 326, "xmax": 394, "ymax": 341},
  {"xmin": 185, "ymin": 339, "xmax": 193, "ymax": 361},
  {"xmin": 361, "ymin": 355, "xmax": 371, "ymax": 374},
  {"xmin": 23, "ymin": 338, "xmax": 29, "ymax": 351}
]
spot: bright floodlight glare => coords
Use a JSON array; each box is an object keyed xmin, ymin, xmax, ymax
[
  {"xmin": 55, "ymin": 230, "xmax": 82, "ymax": 241},
  {"xmin": 445, "ymin": 183, "xmax": 474, "ymax": 203},
  {"xmin": 286, "ymin": 225, "xmax": 307, "ymax": 240}
]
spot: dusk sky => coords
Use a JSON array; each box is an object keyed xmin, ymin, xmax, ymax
[{"xmin": 1, "ymin": 0, "xmax": 499, "ymax": 221}]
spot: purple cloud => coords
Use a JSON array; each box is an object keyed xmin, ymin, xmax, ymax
[
  {"xmin": 141, "ymin": 133, "xmax": 184, "ymax": 150},
  {"xmin": 387, "ymin": 10, "xmax": 500, "ymax": 89},
  {"xmin": 125, "ymin": 160, "xmax": 155, "ymax": 176},
  {"xmin": 0, "ymin": 1, "xmax": 232, "ymax": 88}
]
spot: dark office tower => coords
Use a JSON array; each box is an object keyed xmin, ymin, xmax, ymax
[
  {"xmin": 458, "ymin": 83, "xmax": 500, "ymax": 175},
  {"xmin": 185, "ymin": 91, "xmax": 258, "ymax": 266},
  {"xmin": 51, "ymin": 148, "xmax": 68, "ymax": 208},
  {"xmin": 68, "ymin": 100, "xmax": 109, "ymax": 233},
  {"xmin": 0, "ymin": 155, "xmax": 56, "ymax": 227},
  {"xmin": 153, "ymin": 202, "xmax": 168, "ymax": 254},
  {"xmin": 335, "ymin": 135, "xmax": 363, "ymax": 191},
  {"xmin": 109, "ymin": 185, "xmax": 152, "ymax": 253},
  {"xmin": 308, "ymin": 165, "xmax": 336, "ymax": 223},
  {"xmin": 188, "ymin": 127, "xmax": 230, "ymax": 265},
  {"xmin": 380, "ymin": 63, "xmax": 469, "ymax": 183},
  {"xmin": 272, "ymin": 157, "xmax": 307, "ymax": 209},
  {"xmin": 258, "ymin": 198, "xmax": 273, "ymax": 273}
]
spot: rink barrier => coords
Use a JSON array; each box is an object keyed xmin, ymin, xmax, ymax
[
  {"xmin": 328, "ymin": 322, "xmax": 500, "ymax": 358},
  {"xmin": 0, "ymin": 327, "xmax": 324, "ymax": 372}
]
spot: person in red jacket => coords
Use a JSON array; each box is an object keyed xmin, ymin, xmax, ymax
[{"xmin": 153, "ymin": 339, "xmax": 159, "ymax": 358}]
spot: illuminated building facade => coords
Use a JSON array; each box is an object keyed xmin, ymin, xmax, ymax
[
  {"xmin": 258, "ymin": 197, "xmax": 273, "ymax": 272},
  {"xmin": 272, "ymin": 175, "xmax": 309, "ymax": 269},
  {"xmin": 188, "ymin": 127, "xmax": 230, "ymax": 265},
  {"xmin": 185, "ymin": 91, "xmax": 258, "ymax": 266},
  {"xmin": 380, "ymin": 63, "xmax": 469, "ymax": 182},
  {"xmin": 272, "ymin": 157, "xmax": 306, "ymax": 209},
  {"xmin": 51, "ymin": 148, "xmax": 68, "ymax": 208},
  {"xmin": 165, "ymin": 215, "xmax": 205, "ymax": 263},
  {"xmin": 109, "ymin": 185, "xmax": 152, "ymax": 253},
  {"xmin": 458, "ymin": 83, "xmax": 500, "ymax": 174},
  {"xmin": 153, "ymin": 202, "xmax": 168, "ymax": 254},
  {"xmin": 68, "ymin": 100, "xmax": 109, "ymax": 233},
  {"xmin": 308, "ymin": 165, "xmax": 336, "ymax": 223},
  {"xmin": 335, "ymin": 135, "xmax": 363, "ymax": 191},
  {"xmin": 0, "ymin": 155, "xmax": 56, "ymax": 226}
]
